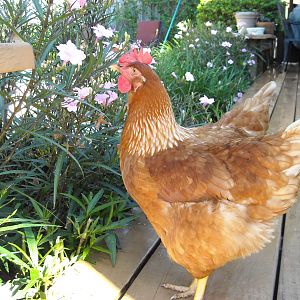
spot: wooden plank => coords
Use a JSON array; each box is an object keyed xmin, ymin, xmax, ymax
[
  {"xmin": 0, "ymin": 42, "xmax": 35, "ymax": 73},
  {"xmin": 122, "ymin": 69, "xmax": 290, "ymax": 300},
  {"xmin": 277, "ymin": 65, "xmax": 300, "ymax": 300},
  {"xmin": 90, "ymin": 209, "xmax": 159, "ymax": 300}
]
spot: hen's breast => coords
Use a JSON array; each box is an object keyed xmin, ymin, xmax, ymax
[{"xmin": 120, "ymin": 153, "xmax": 275, "ymax": 279}]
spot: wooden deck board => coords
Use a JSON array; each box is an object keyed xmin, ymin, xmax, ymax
[
  {"xmin": 90, "ymin": 210, "xmax": 159, "ymax": 300},
  {"xmin": 122, "ymin": 68, "xmax": 292, "ymax": 300},
  {"xmin": 277, "ymin": 66, "xmax": 300, "ymax": 300}
]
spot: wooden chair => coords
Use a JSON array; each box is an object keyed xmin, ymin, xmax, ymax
[
  {"xmin": 277, "ymin": 2, "xmax": 300, "ymax": 71},
  {"xmin": 136, "ymin": 20, "xmax": 162, "ymax": 46}
]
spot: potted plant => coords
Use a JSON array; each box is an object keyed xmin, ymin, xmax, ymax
[{"xmin": 235, "ymin": 12, "xmax": 259, "ymax": 32}]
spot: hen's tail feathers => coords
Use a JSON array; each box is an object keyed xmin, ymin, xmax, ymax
[
  {"xmin": 218, "ymin": 81, "xmax": 277, "ymax": 136},
  {"xmin": 269, "ymin": 119, "xmax": 300, "ymax": 215}
]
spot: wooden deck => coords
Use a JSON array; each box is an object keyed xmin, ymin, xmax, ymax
[{"xmin": 50, "ymin": 65, "xmax": 300, "ymax": 300}]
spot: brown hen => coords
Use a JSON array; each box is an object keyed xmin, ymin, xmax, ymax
[{"xmin": 116, "ymin": 61, "xmax": 300, "ymax": 300}]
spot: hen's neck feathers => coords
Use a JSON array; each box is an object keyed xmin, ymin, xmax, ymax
[{"xmin": 120, "ymin": 80, "xmax": 188, "ymax": 156}]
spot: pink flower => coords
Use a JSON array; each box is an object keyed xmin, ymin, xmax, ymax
[
  {"xmin": 57, "ymin": 40, "xmax": 86, "ymax": 65},
  {"xmin": 107, "ymin": 91, "xmax": 118, "ymax": 104},
  {"xmin": 92, "ymin": 24, "xmax": 114, "ymax": 39},
  {"xmin": 95, "ymin": 92, "xmax": 118, "ymax": 106},
  {"xmin": 62, "ymin": 97, "xmax": 79, "ymax": 112},
  {"xmin": 67, "ymin": 0, "xmax": 86, "ymax": 10},
  {"xmin": 200, "ymin": 95, "xmax": 215, "ymax": 106},
  {"xmin": 74, "ymin": 87, "xmax": 91, "ymax": 100},
  {"xmin": 102, "ymin": 82, "xmax": 117, "ymax": 89},
  {"xmin": 95, "ymin": 93, "xmax": 109, "ymax": 105}
]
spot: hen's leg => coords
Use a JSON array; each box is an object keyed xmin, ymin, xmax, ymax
[
  {"xmin": 194, "ymin": 276, "xmax": 208, "ymax": 300},
  {"xmin": 162, "ymin": 277, "xmax": 208, "ymax": 300}
]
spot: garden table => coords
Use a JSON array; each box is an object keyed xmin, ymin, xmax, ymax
[{"xmin": 245, "ymin": 34, "xmax": 276, "ymax": 76}]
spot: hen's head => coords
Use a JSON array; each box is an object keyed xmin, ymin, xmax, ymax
[{"xmin": 112, "ymin": 48, "xmax": 160, "ymax": 94}]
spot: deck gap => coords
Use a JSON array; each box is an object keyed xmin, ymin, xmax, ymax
[
  {"xmin": 118, "ymin": 238, "xmax": 161, "ymax": 300},
  {"xmin": 273, "ymin": 214, "xmax": 286, "ymax": 300},
  {"xmin": 270, "ymin": 69, "xmax": 286, "ymax": 119}
]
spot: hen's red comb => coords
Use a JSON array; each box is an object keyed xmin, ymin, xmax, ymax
[{"xmin": 119, "ymin": 48, "xmax": 153, "ymax": 66}]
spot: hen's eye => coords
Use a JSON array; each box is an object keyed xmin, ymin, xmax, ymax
[{"xmin": 132, "ymin": 68, "xmax": 136, "ymax": 73}]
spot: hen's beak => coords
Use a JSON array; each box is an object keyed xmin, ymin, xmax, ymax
[{"xmin": 110, "ymin": 64, "xmax": 120, "ymax": 73}]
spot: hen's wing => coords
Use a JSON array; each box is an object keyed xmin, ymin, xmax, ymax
[
  {"xmin": 145, "ymin": 122, "xmax": 300, "ymax": 220},
  {"xmin": 217, "ymin": 81, "xmax": 277, "ymax": 136}
]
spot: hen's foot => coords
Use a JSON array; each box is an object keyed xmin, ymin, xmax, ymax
[
  {"xmin": 162, "ymin": 279, "xmax": 197, "ymax": 299},
  {"xmin": 162, "ymin": 277, "xmax": 208, "ymax": 300}
]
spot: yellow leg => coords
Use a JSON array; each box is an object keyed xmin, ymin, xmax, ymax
[{"xmin": 194, "ymin": 276, "xmax": 208, "ymax": 300}]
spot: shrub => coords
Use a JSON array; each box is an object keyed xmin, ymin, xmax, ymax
[
  {"xmin": 154, "ymin": 21, "xmax": 254, "ymax": 126},
  {"xmin": 197, "ymin": 0, "xmax": 282, "ymax": 27},
  {"xmin": 0, "ymin": 0, "xmax": 134, "ymax": 296}
]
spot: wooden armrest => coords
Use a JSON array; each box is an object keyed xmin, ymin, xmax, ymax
[{"xmin": 0, "ymin": 42, "xmax": 35, "ymax": 73}]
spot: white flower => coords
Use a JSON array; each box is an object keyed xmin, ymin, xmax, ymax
[
  {"xmin": 226, "ymin": 27, "xmax": 232, "ymax": 33},
  {"xmin": 228, "ymin": 59, "xmax": 234, "ymax": 64},
  {"xmin": 223, "ymin": 66, "xmax": 227, "ymax": 70},
  {"xmin": 92, "ymin": 24, "xmax": 114, "ymax": 39},
  {"xmin": 241, "ymin": 48, "xmax": 247, "ymax": 53},
  {"xmin": 174, "ymin": 33, "xmax": 183, "ymax": 39},
  {"xmin": 207, "ymin": 62, "xmax": 213, "ymax": 68},
  {"xmin": 57, "ymin": 40, "xmax": 86, "ymax": 65},
  {"xmin": 171, "ymin": 72, "xmax": 178, "ymax": 79},
  {"xmin": 189, "ymin": 44, "xmax": 195, "ymax": 48},
  {"xmin": 200, "ymin": 95, "xmax": 215, "ymax": 106},
  {"xmin": 195, "ymin": 38, "xmax": 199, "ymax": 43},
  {"xmin": 205, "ymin": 21, "xmax": 212, "ymax": 27},
  {"xmin": 177, "ymin": 21, "xmax": 188, "ymax": 32},
  {"xmin": 247, "ymin": 59, "xmax": 256, "ymax": 65},
  {"xmin": 226, "ymin": 51, "xmax": 230, "ymax": 56},
  {"xmin": 185, "ymin": 72, "xmax": 194, "ymax": 82},
  {"xmin": 221, "ymin": 41, "xmax": 232, "ymax": 48},
  {"xmin": 102, "ymin": 82, "xmax": 117, "ymax": 89},
  {"xmin": 211, "ymin": 30, "xmax": 218, "ymax": 35}
]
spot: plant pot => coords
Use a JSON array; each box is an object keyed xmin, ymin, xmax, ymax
[
  {"xmin": 235, "ymin": 12, "xmax": 259, "ymax": 33},
  {"xmin": 256, "ymin": 22, "xmax": 275, "ymax": 34}
]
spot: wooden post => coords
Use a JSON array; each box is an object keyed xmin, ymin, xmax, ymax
[{"xmin": 0, "ymin": 41, "xmax": 35, "ymax": 73}]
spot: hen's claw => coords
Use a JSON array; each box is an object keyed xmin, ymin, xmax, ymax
[{"xmin": 170, "ymin": 290, "xmax": 195, "ymax": 299}]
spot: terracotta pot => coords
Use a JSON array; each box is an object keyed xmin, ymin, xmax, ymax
[
  {"xmin": 235, "ymin": 12, "xmax": 259, "ymax": 32},
  {"xmin": 256, "ymin": 22, "xmax": 275, "ymax": 34}
]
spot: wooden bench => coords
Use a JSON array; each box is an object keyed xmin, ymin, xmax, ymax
[{"xmin": 47, "ymin": 66, "xmax": 300, "ymax": 300}]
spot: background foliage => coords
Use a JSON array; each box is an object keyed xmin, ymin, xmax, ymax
[
  {"xmin": 154, "ymin": 21, "xmax": 253, "ymax": 125},
  {"xmin": 113, "ymin": 0, "xmax": 199, "ymax": 41},
  {"xmin": 197, "ymin": 0, "xmax": 282, "ymax": 27}
]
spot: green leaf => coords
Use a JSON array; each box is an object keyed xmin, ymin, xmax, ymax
[
  {"xmin": 86, "ymin": 190, "xmax": 104, "ymax": 215},
  {"xmin": 0, "ymin": 246, "xmax": 30, "ymax": 270},
  {"xmin": 53, "ymin": 151, "xmax": 66, "ymax": 209},
  {"xmin": 21, "ymin": 130, "xmax": 84, "ymax": 176},
  {"xmin": 25, "ymin": 228, "xmax": 39, "ymax": 268},
  {"xmin": 32, "ymin": 0, "xmax": 44, "ymax": 20},
  {"xmin": 104, "ymin": 233, "xmax": 117, "ymax": 266}
]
